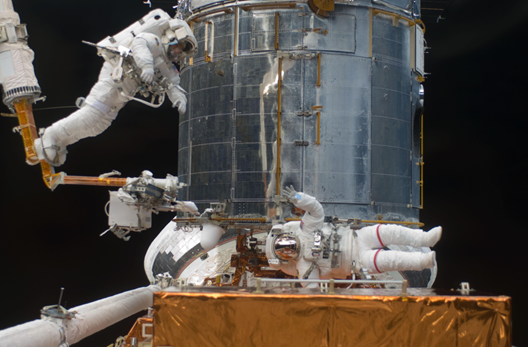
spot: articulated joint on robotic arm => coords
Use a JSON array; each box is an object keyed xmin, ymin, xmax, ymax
[
  {"xmin": 117, "ymin": 170, "xmax": 186, "ymax": 213},
  {"xmin": 103, "ymin": 170, "xmax": 196, "ymax": 241}
]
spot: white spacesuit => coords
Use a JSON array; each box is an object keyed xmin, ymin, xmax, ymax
[
  {"xmin": 265, "ymin": 186, "xmax": 442, "ymax": 284},
  {"xmin": 35, "ymin": 10, "xmax": 197, "ymax": 166}
]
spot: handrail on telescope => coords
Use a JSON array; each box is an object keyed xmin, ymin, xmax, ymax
[{"xmin": 255, "ymin": 278, "xmax": 409, "ymax": 296}]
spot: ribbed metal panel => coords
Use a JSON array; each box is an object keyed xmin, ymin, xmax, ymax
[{"xmin": 179, "ymin": 2, "xmax": 423, "ymax": 222}]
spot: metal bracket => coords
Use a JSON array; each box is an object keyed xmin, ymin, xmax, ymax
[
  {"xmin": 99, "ymin": 170, "xmax": 121, "ymax": 179},
  {"xmin": 458, "ymin": 282, "xmax": 473, "ymax": 295},
  {"xmin": 156, "ymin": 272, "xmax": 176, "ymax": 289},
  {"xmin": 296, "ymin": 111, "xmax": 312, "ymax": 117},
  {"xmin": 210, "ymin": 202, "xmax": 227, "ymax": 214},
  {"xmin": 278, "ymin": 51, "xmax": 316, "ymax": 60},
  {"xmin": 347, "ymin": 218, "xmax": 362, "ymax": 226},
  {"xmin": 400, "ymin": 280, "xmax": 408, "ymax": 299},
  {"xmin": 254, "ymin": 278, "xmax": 264, "ymax": 293},
  {"xmin": 320, "ymin": 282, "xmax": 329, "ymax": 294}
]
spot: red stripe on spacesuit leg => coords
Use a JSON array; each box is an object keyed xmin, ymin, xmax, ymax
[
  {"xmin": 373, "ymin": 249, "xmax": 383, "ymax": 273},
  {"xmin": 376, "ymin": 224, "xmax": 386, "ymax": 247}
]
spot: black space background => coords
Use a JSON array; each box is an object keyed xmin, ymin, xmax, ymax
[{"xmin": 0, "ymin": 0, "xmax": 527, "ymax": 346}]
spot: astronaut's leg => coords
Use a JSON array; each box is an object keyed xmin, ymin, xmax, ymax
[
  {"xmin": 360, "ymin": 249, "xmax": 435, "ymax": 274},
  {"xmin": 358, "ymin": 225, "xmax": 442, "ymax": 249},
  {"xmin": 35, "ymin": 63, "xmax": 130, "ymax": 166},
  {"xmin": 35, "ymin": 103, "xmax": 117, "ymax": 166},
  {"xmin": 296, "ymin": 258, "xmax": 320, "ymax": 288}
]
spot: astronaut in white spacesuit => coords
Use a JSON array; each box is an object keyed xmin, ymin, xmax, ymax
[
  {"xmin": 34, "ymin": 10, "xmax": 197, "ymax": 166},
  {"xmin": 265, "ymin": 186, "xmax": 442, "ymax": 284}
]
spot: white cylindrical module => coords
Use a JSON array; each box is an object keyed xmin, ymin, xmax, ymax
[
  {"xmin": 200, "ymin": 223, "xmax": 225, "ymax": 251},
  {"xmin": 0, "ymin": 285, "xmax": 160, "ymax": 347},
  {"xmin": 0, "ymin": 0, "xmax": 41, "ymax": 107}
]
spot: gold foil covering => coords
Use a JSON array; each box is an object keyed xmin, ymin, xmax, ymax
[
  {"xmin": 153, "ymin": 290, "xmax": 511, "ymax": 347},
  {"xmin": 124, "ymin": 317, "xmax": 154, "ymax": 347}
]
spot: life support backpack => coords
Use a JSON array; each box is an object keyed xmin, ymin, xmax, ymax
[{"xmin": 97, "ymin": 9, "xmax": 197, "ymax": 61}]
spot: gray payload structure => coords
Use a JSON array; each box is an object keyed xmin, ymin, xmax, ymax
[{"xmin": 177, "ymin": 0, "xmax": 426, "ymax": 223}]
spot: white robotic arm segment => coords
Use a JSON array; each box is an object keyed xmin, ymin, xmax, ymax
[{"xmin": 175, "ymin": 200, "xmax": 199, "ymax": 214}]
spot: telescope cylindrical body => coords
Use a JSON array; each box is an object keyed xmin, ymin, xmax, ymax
[{"xmin": 178, "ymin": 0, "xmax": 425, "ymax": 223}]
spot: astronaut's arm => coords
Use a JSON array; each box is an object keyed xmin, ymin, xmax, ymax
[
  {"xmin": 167, "ymin": 84, "xmax": 187, "ymax": 114},
  {"xmin": 283, "ymin": 185, "xmax": 324, "ymax": 234},
  {"xmin": 130, "ymin": 36, "xmax": 155, "ymax": 83}
]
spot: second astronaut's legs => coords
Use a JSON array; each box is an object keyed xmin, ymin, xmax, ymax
[
  {"xmin": 357, "ymin": 224, "xmax": 442, "ymax": 274},
  {"xmin": 359, "ymin": 224, "xmax": 442, "ymax": 249},
  {"xmin": 361, "ymin": 249, "xmax": 436, "ymax": 273}
]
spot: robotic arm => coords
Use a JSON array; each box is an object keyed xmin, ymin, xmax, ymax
[
  {"xmin": 104, "ymin": 171, "xmax": 197, "ymax": 241},
  {"xmin": 175, "ymin": 200, "xmax": 198, "ymax": 215}
]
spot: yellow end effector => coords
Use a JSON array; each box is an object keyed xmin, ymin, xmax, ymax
[
  {"xmin": 10, "ymin": 99, "xmax": 61, "ymax": 190},
  {"xmin": 13, "ymin": 98, "xmax": 39, "ymax": 165}
]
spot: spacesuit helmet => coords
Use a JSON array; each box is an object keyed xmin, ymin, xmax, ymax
[
  {"xmin": 273, "ymin": 234, "xmax": 301, "ymax": 261},
  {"xmin": 167, "ymin": 40, "xmax": 191, "ymax": 62},
  {"xmin": 162, "ymin": 18, "xmax": 198, "ymax": 62}
]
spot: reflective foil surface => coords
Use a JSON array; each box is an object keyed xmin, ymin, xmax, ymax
[{"xmin": 153, "ymin": 289, "xmax": 511, "ymax": 347}]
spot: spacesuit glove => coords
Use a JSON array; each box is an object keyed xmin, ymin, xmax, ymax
[
  {"xmin": 172, "ymin": 98, "xmax": 187, "ymax": 114},
  {"xmin": 140, "ymin": 68, "xmax": 155, "ymax": 84},
  {"xmin": 283, "ymin": 185, "xmax": 299, "ymax": 203}
]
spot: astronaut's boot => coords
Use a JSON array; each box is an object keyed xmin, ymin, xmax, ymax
[
  {"xmin": 421, "ymin": 227, "xmax": 442, "ymax": 247},
  {"xmin": 361, "ymin": 249, "xmax": 436, "ymax": 274},
  {"xmin": 34, "ymin": 129, "xmax": 68, "ymax": 167},
  {"xmin": 376, "ymin": 225, "xmax": 442, "ymax": 248}
]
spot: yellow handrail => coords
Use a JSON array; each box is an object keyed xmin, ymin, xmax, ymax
[{"xmin": 276, "ymin": 58, "xmax": 283, "ymax": 196}]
